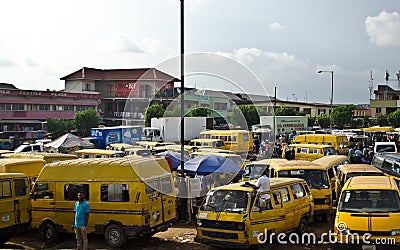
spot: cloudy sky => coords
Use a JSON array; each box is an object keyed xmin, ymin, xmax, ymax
[{"xmin": 1, "ymin": 0, "xmax": 399, "ymax": 104}]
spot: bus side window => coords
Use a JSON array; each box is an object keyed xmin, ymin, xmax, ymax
[
  {"xmin": 328, "ymin": 168, "xmax": 335, "ymax": 179},
  {"xmin": 64, "ymin": 184, "xmax": 89, "ymax": 201},
  {"xmin": 0, "ymin": 180, "xmax": 12, "ymax": 198},
  {"xmin": 273, "ymin": 191, "xmax": 282, "ymax": 205},
  {"xmin": 14, "ymin": 179, "xmax": 27, "ymax": 196}
]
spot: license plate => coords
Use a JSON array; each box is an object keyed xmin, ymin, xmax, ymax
[{"xmin": 362, "ymin": 245, "xmax": 376, "ymax": 250}]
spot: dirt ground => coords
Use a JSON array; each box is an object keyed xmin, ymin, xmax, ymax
[
  {"xmin": 4, "ymin": 210, "xmax": 397, "ymax": 250},
  {"xmin": 2, "ymin": 218, "xmax": 337, "ymax": 250}
]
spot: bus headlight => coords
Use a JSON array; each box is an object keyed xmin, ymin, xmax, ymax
[
  {"xmin": 196, "ymin": 220, "xmax": 202, "ymax": 227},
  {"xmin": 391, "ymin": 229, "xmax": 400, "ymax": 236},
  {"xmin": 153, "ymin": 212, "xmax": 160, "ymax": 221},
  {"xmin": 237, "ymin": 222, "xmax": 245, "ymax": 230},
  {"xmin": 325, "ymin": 198, "xmax": 330, "ymax": 204}
]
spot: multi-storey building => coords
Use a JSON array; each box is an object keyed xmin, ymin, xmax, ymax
[
  {"xmin": 370, "ymin": 84, "xmax": 400, "ymax": 118},
  {"xmin": 0, "ymin": 83, "xmax": 100, "ymax": 132},
  {"xmin": 61, "ymin": 67, "xmax": 178, "ymax": 126}
]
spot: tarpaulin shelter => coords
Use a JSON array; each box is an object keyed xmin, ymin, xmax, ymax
[{"xmin": 44, "ymin": 133, "xmax": 94, "ymax": 153}]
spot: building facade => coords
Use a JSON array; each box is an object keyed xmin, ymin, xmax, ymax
[
  {"xmin": 370, "ymin": 84, "xmax": 400, "ymax": 118},
  {"xmin": 0, "ymin": 83, "xmax": 100, "ymax": 132},
  {"xmin": 61, "ymin": 67, "xmax": 178, "ymax": 126}
]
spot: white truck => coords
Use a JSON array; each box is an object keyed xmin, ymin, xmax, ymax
[
  {"xmin": 143, "ymin": 117, "xmax": 214, "ymax": 143},
  {"xmin": 259, "ymin": 116, "xmax": 308, "ymax": 135}
]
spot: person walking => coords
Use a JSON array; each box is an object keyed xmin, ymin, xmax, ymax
[{"xmin": 72, "ymin": 192, "xmax": 90, "ymax": 250}]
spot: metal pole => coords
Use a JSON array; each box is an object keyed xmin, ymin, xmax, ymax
[
  {"xmin": 318, "ymin": 70, "xmax": 334, "ymax": 132},
  {"xmin": 178, "ymin": 0, "xmax": 188, "ymax": 221},
  {"xmin": 273, "ymin": 86, "xmax": 277, "ymax": 143},
  {"xmin": 330, "ymin": 71, "xmax": 333, "ymax": 132},
  {"xmin": 180, "ymin": 0, "xmax": 185, "ymax": 176}
]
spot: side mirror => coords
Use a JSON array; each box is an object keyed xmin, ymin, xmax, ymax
[{"xmin": 30, "ymin": 192, "xmax": 37, "ymax": 201}]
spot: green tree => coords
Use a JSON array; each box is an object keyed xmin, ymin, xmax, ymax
[
  {"xmin": 308, "ymin": 116, "xmax": 316, "ymax": 128},
  {"xmin": 377, "ymin": 114, "xmax": 389, "ymax": 126},
  {"xmin": 144, "ymin": 104, "xmax": 166, "ymax": 127},
  {"xmin": 73, "ymin": 108, "xmax": 99, "ymax": 137},
  {"xmin": 388, "ymin": 110, "xmax": 400, "ymax": 128},
  {"xmin": 240, "ymin": 105, "xmax": 260, "ymax": 129},
  {"xmin": 188, "ymin": 105, "xmax": 211, "ymax": 117},
  {"xmin": 331, "ymin": 105, "xmax": 355, "ymax": 129},
  {"xmin": 316, "ymin": 114, "xmax": 330, "ymax": 129},
  {"xmin": 274, "ymin": 107, "xmax": 298, "ymax": 116},
  {"xmin": 229, "ymin": 105, "xmax": 260, "ymax": 129},
  {"xmin": 362, "ymin": 116, "xmax": 371, "ymax": 127},
  {"xmin": 46, "ymin": 117, "xmax": 68, "ymax": 138}
]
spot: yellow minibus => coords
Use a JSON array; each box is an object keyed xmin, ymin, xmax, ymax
[
  {"xmin": 0, "ymin": 173, "xmax": 31, "ymax": 244},
  {"xmin": 283, "ymin": 144, "xmax": 337, "ymax": 161},
  {"xmin": 0, "ymin": 158, "xmax": 46, "ymax": 186},
  {"xmin": 30, "ymin": 157, "xmax": 176, "ymax": 248},
  {"xmin": 195, "ymin": 178, "xmax": 314, "ymax": 248},
  {"xmin": 199, "ymin": 130, "xmax": 253, "ymax": 155},
  {"xmin": 270, "ymin": 160, "xmax": 335, "ymax": 221},
  {"xmin": 335, "ymin": 164, "xmax": 384, "ymax": 201},
  {"xmin": 75, "ymin": 149, "xmax": 125, "ymax": 158},
  {"xmin": 313, "ymin": 155, "xmax": 348, "ymax": 199},
  {"xmin": 335, "ymin": 176, "xmax": 400, "ymax": 245},
  {"xmin": 293, "ymin": 134, "xmax": 349, "ymax": 155},
  {"xmin": 1, "ymin": 152, "xmax": 78, "ymax": 163},
  {"xmin": 189, "ymin": 139, "xmax": 225, "ymax": 149}
]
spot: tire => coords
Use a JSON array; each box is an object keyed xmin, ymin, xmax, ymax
[
  {"xmin": 42, "ymin": 222, "xmax": 59, "ymax": 244},
  {"xmin": 297, "ymin": 218, "xmax": 308, "ymax": 235},
  {"xmin": 105, "ymin": 224, "xmax": 126, "ymax": 248}
]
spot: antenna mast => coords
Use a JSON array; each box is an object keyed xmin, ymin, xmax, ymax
[{"xmin": 368, "ymin": 70, "xmax": 374, "ymax": 100}]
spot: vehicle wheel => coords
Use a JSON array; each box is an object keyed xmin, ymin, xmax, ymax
[
  {"xmin": 297, "ymin": 218, "xmax": 308, "ymax": 235},
  {"xmin": 42, "ymin": 222, "xmax": 59, "ymax": 244},
  {"xmin": 105, "ymin": 224, "xmax": 126, "ymax": 248}
]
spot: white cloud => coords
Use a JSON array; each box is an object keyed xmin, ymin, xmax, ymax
[
  {"xmin": 365, "ymin": 11, "xmax": 400, "ymax": 47},
  {"xmin": 99, "ymin": 35, "xmax": 142, "ymax": 54},
  {"xmin": 25, "ymin": 58, "xmax": 39, "ymax": 67},
  {"xmin": 0, "ymin": 57, "xmax": 16, "ymax": 67},
  {"xmin": 269, "ymin": 22, "xmax": 285, "ymax": 31}
]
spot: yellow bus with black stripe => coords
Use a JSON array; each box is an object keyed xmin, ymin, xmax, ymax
[
  {"xmin": 30, "ymin": 156, "xmax": 176, "ymax": 248},
  {"xmin": 195, "ymin": 178, "xmax": 314, "ymax": 249}
]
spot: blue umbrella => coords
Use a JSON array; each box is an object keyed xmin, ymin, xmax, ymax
[
  {"xmin": 177, "ymin": 154, "xmax": 244, "ymax": 176},
  {"xmin": 156, "ymin": 151, "xmax": 190, "ymax": 171}
]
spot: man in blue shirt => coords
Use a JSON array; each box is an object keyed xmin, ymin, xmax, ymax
[{"xmin": 72, "ymin": 192, "xmax": 90, "ymax": 250}]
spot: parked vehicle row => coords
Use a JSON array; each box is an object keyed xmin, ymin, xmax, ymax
[{"xmin": 0, "ymin": 156, "xmax": 177, "ymax": 248}]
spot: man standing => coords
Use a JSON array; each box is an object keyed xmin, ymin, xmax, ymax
[
  {"xmin": 255, "ymin": 169, "xmax": 271, "ymax": 210},
  {"xmin": 72, "ymin": 192, "xmax": 90, "ymax": 250}
]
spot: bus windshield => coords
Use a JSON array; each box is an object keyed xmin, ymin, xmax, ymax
[
  {"xmin": 243, "ymin": 164, "xmax": 268, "ymax": 180},
  {"xmin": 278, "ymin": 169, "xmax": 329, "ymax": 189},
  {"xmin": 201, "ymin": 190, "xmax": 250, "ymax": 213},
  {"xmin": 338, "ymin": 190, "xmax": 400, "ymax": 213}
]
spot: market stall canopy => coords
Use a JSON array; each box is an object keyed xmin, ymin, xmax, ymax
[
  {"xmin": 177, "ymin": 154, "xmax": 244, "ymax": 176},
  {"xmin": 44, "ymin": 133, "xmax": 94, "ymax": 153},
  {"xmin": 156, "ymin": 151, "xmax": 190, "ymax": 171}
]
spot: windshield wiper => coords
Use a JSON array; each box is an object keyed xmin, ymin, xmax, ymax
[
  {"xmin": 203, "ymin": 204, "xmax": 217, "ymax": 212},
  {"xmin": 339, "ymin": 208, "xmax": 361, "ymax": 213}
]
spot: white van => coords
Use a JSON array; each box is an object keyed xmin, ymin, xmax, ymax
[
  {"xmin": 14, "ymin": 143, "xmax": 44, "ymax": 153},
  {"xmin": 374, "ymin": 142, "xmax": 397, "ymax": 154}
]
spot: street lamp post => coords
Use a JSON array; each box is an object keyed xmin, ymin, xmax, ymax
[{"xmin": 318, "ymin": 70, "xmax": 334, "ymax": 132}]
